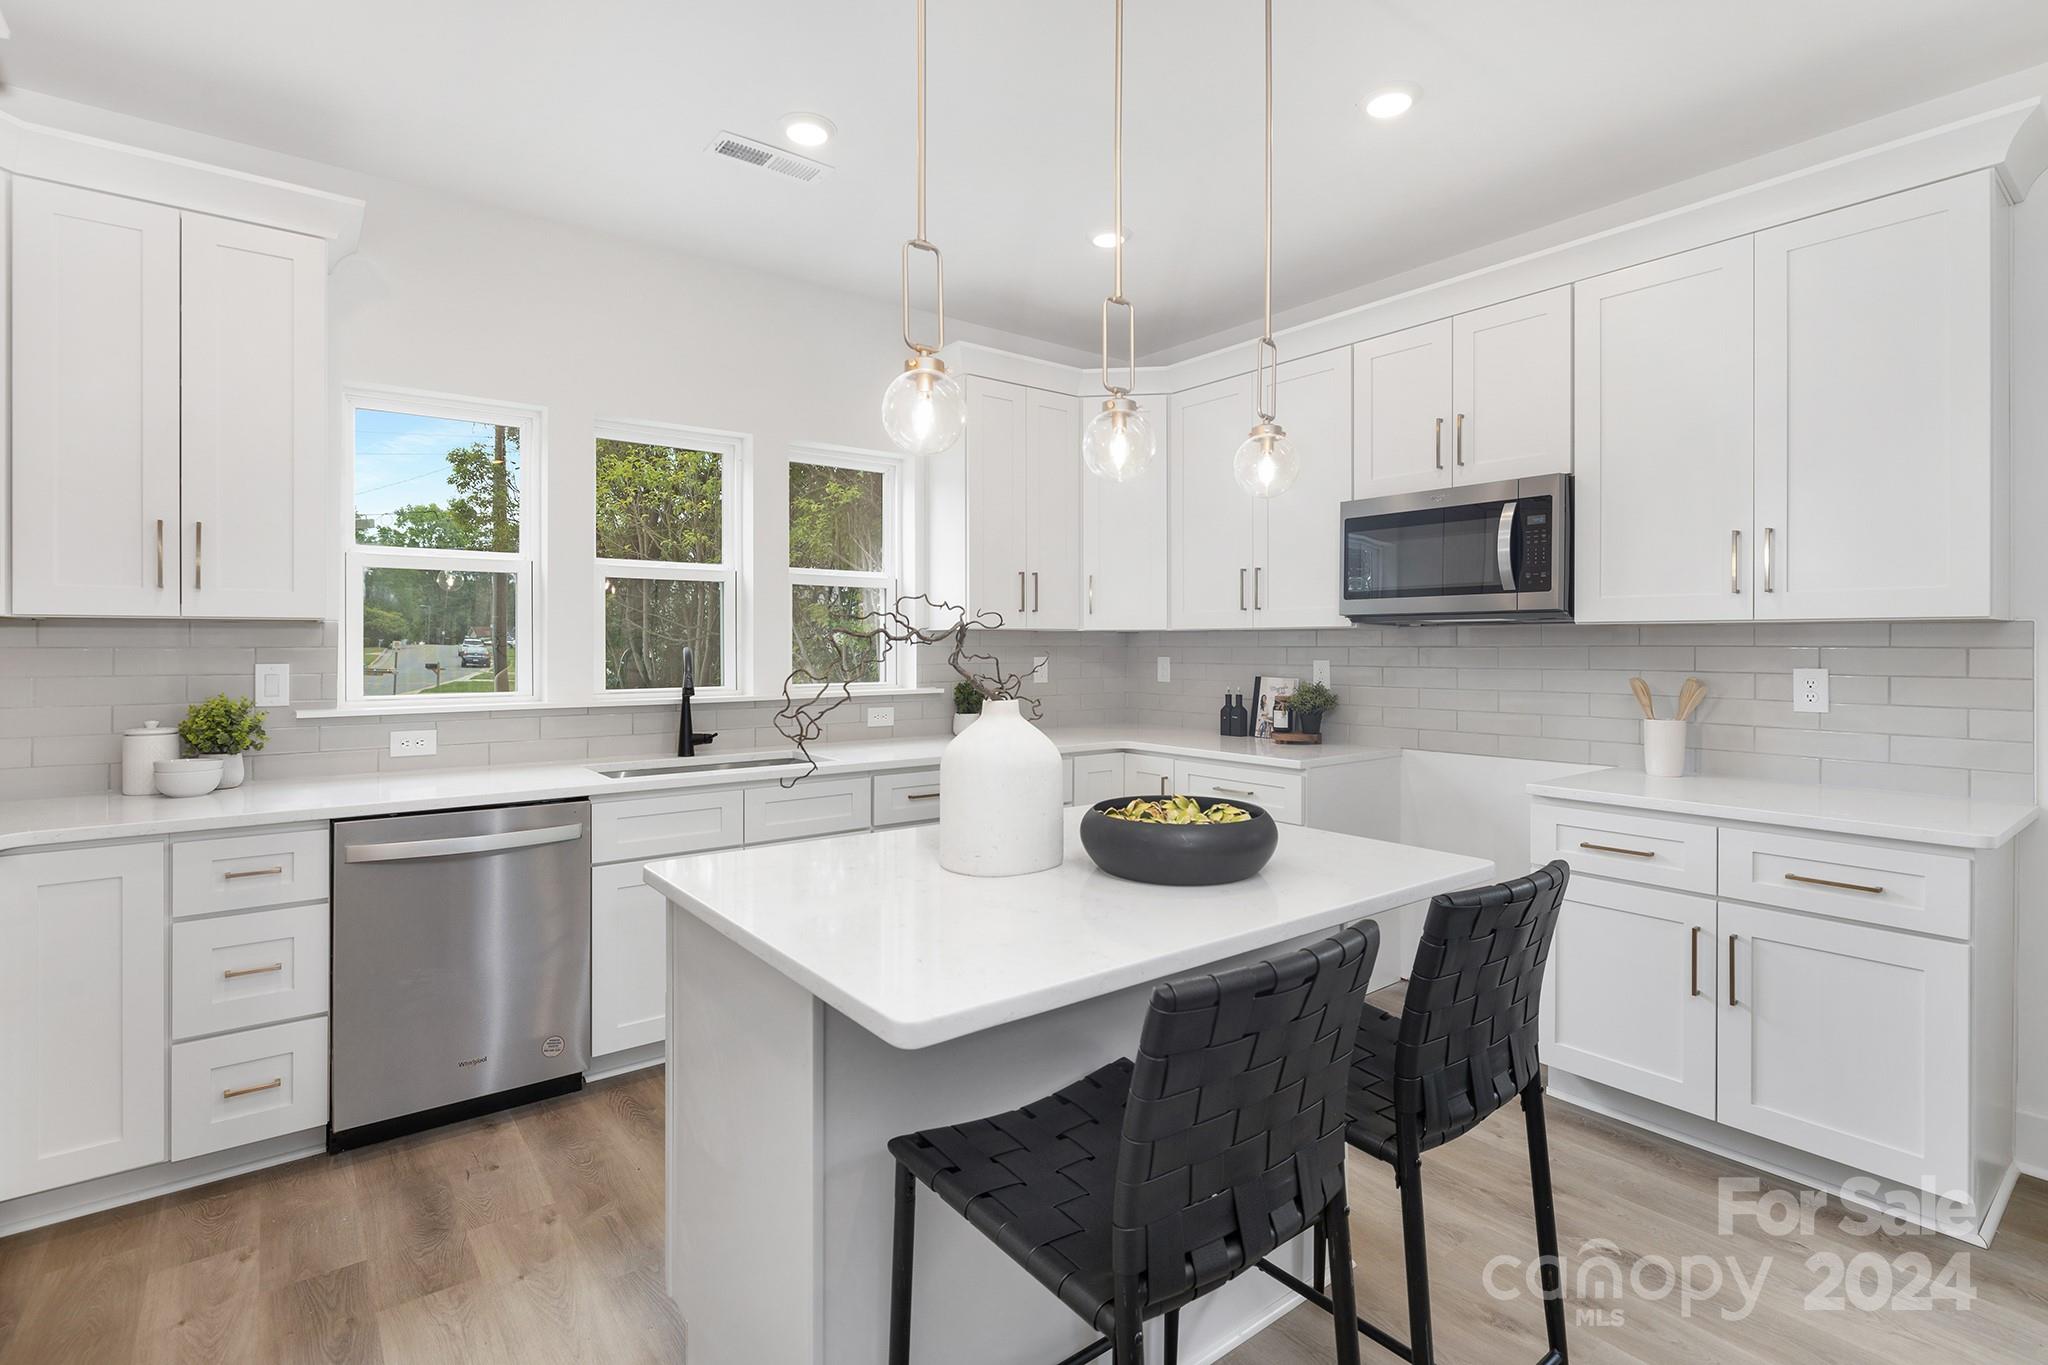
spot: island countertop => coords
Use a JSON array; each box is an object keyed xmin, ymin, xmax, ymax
[{"xmin": 645, "ymin": 807, "xmax": 1495, "ymax": 1049}]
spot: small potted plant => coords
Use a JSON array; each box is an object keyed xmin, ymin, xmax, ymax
[
  {"xmin": 952, "ymin": 679, "xmax": 985, "ymax": 735},
  {"xmin": 179, "ymin": 694, "xmax": 268, "ymax": 789},
  {"xmin": 1284, "ymin": 680, "xmax": 1338, "ymax": 739}
]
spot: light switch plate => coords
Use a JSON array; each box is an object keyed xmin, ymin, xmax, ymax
[
  {"xmin": 1156, "ymin": 656, "xmax": 1171, "ymax": 683},
  {"xmin": 253, "ymin": 663, "xmax": 291, "ymax": 707},
  {"xmin": 390, "ymin": 729, "xmax": 438, "ymax": 758},
  {"xmin": 1792, "ymin": 669, "xmax": 1830, "ymax": 713},
  {"xmin": 1033, "ymin": 655, "xmax": 1050, "ymax": 683},
  {"xmin": 866, "ymin": 706, "xmax": 895, "ymax": 728},
  {"xmin": 1312, "ymin": 659, "xmax": 1332, "ymax": 687}
]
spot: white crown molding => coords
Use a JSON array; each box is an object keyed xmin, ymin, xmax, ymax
[{"xmin": 0, "ymin": 109, "xmax": 364, "ymax": 265}]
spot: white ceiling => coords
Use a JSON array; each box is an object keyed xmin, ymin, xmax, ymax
[{"xmin": 5, "ymin": 0, "xmax": 2048, "ymax": 354}]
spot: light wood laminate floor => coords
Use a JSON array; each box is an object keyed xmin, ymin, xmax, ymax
[{"xmin": 3, "ymin": 1061, "xmax": 2045, "ymax": 1364}]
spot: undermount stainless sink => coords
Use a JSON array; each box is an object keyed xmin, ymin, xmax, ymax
[{"xmin": 587, "ymin": 754, "xmax": 821, "ymax": 779}]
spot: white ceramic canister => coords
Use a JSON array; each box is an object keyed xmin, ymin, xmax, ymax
[
  {"xmin": 1642, "ymin": 718, "xmax": 1688, "ymax": 778},
  {"xmin": 122, "ymin": 721, "xmax": 183, "ymax": 795},
  {"xmin": 938, "ymin": 699, "xmax": 1063, "ymax": 876}
]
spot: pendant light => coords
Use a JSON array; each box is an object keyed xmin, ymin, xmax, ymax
[
  {"xmin": 1232, "ymin": 0, "xmax": 1300, "ymax": 497},
  {"xmin": 1081, "ymin": 0, "xmax": 1157, "ymax": 483},
  {"xmin": 880, "ymin": 0, "xmax": 967, "ymax": 456}
]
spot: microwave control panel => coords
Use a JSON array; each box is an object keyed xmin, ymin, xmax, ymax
[{"xmin": 1519, "ymin": 502, "xmax": 1553, "ymax": 592}]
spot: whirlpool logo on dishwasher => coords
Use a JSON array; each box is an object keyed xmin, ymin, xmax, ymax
[{"xmin": 458, "ymin": 1056, "xmax": 488, "ymax": 1068}]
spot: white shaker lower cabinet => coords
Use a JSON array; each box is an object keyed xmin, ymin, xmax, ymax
[
  {"xmin": 1534, "ymin": 798, "xmax": 2014, "ymax": 1243},
  {"xmin": 591, "ymin": 860, "xmax": 674, "ymax": 1056},
  {"xmin": 1125, "ymin": 751, "xmax": 1174, "ymax": 798},
  {"xmin": 0, "ymin": 843, "xmax": 167, "ymax": 1200},
  {"xmin": 1070, "ymin": 752, "xmax": 1125, "ymax": 808}
]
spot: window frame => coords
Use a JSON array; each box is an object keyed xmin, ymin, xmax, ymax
[
  {"xmin": 342, "ymin": 387, "xmax": 544, "ymax": 706},
  {"xmin": 591, "ymin": 418, "xmax": 748, "ymax": 700},
  {"xmin": 786, "ymin": 444, "xmax": 909, "ymax": 691}
]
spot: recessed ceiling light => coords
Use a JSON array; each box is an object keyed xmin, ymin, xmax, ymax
[
  {"xmin": 1091, "ymin": 229, "xmax": 1129, "ymax": 249},
  {"xmin": 780, "ymin": 113, "xmax": 836, "ymax": 148},
  {"xmin": 1363, "ymin": 86, "xmax": 1417, "ymax": 120}
]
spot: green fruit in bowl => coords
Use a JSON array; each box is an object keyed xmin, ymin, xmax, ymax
[{"xmin": 1103, "ymin": 795, "xmax": 1252, "ymax": 826}]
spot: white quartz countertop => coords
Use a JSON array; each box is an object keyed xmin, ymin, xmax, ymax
[
  {"xmin": 0, "ymin": 726, "xmax": 1395, "ymax": 853},
  {"xmin": 644, "ymin": 809, "xmax": 1495, "ymax": 1049},
  {"xmin": 1527, "ymin": 768, "xmax": 2039, "ymax": 850}
]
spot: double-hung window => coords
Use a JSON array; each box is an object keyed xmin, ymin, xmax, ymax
[
  {"xmin": 596, "ymin": 420, "xmax": 743, "ymax": 693},
  {"xmin": 347, "ymin": 390, "xmax": 539, "ymax": 702},
  {"xmin": 788, "ymin": 448, "xmax": 904, "ymax": 685}
]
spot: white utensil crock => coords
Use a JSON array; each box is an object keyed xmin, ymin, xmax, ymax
[
  {"xmin": 939, "ymin": 699, "xmax": 1062, "ymax": 876},
  {"xmin": 1643, "ymin": 718, "xmax": 1688, "ymax": 777},
  {"xmin": 121, "ymin": 721, "xmax": 182, "ymax": 795}
]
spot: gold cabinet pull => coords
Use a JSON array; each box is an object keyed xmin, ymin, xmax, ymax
[
  {"xmin": 1785, "ymin": 872, "xmax": 1884, "ymax": 895},
  {"xmin": 1087, "ymin": 573, "xmax": 1094, "ymax": 615},
  {"xmin": 223, "ymin": 866, "xmax": 285, "ymax": 880},
  {"xmin": 1729, "ymin": 530, "xmax": 1741, "ymax": 594},
  {"xmin": 1213, "ymin": 786, "xmax": 1257, "ymax": 798},
  {"xmin": 223, "ymin": 962, "xmax": 284, "ymax": 980},
  {"xmin": 1018, "ymin": 571, "xmax": 1027, "ymax": 613},
  {"xmin": 1579, "ymin": 841, "xmax": 1655, "ymax": 859},
  {"xmin": 222, "ymin": 1077, "xmax": 282, "ymax": 1100},
  {"xmin": 1689, "ymin": 925, "xmax": 1702, "ymax": 998},
  {"xmin": 1254, "ymin": 566, "xmax": 1264, "ymax": 610},
  {"xmin": 156, "ymin": 519, "xmax": 165, "ymax": 589},
  {"xmin": 1455, "ymin": 412, "xmax": 1465, "ymax": 466},
  {"xmin": 1434, "ymin": 416, "xmax": 1444, "ymax": 470},
  {"xmin": 1159, "ymin": 775, "xmax": 1169, "ymax": 795},
  {"xmin": 1032, "ymin": 571, "xmax": 1040, "ymax": 612},
  {"xmin": 194, "ymin": 521, "xmax": 203, "ymax": 590},
  {"xmin": 905, "ymin": 791, "xmax": 940, "ymax": 802},
  {"xmin": 1763, "ymin": 527, "xmax": 1774, "ymax": 593},
  {"xmin": 1728, "ymin": 934, "xmax": 1739, "ymax": 1006}
]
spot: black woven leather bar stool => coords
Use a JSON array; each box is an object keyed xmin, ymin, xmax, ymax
[
  {"xmin": 886, "ymin": 921, "xmax": 1381, "ymax": 1365},
  {"xmin": 1265, "ymin": 862, "xmax": 1572, "ymax": 1365}
]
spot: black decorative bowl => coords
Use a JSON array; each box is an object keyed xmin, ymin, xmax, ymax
[{"xmin": 1078, "ymin": 796, "xmax": 1280, "ymax": 886}]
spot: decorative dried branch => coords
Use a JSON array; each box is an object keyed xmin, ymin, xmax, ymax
[{"xmin": 773, "ymin": 594, "xmax": 1041, "ymax": 784}]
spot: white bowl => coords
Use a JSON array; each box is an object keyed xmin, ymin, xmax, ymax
[{"xmin": 154, "ymin": 756, "xmax": 224, "ymax": 798}]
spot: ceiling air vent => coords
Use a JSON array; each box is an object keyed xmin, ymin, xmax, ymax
[{"xmin": 706, "ymin": 132, "xmax": 829, "ymax": 184}]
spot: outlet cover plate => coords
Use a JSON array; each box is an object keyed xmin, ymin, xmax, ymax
[
  {"xmin": 1792, "ymin": 669, "xmax": 1830, "ymax": 713},
  {"xmin": 390, "ymin": 729, "xmax": 438, "ymax": 758},
  {"xmin": 866, "ymin": 706, "xmax": 895, "ymax": 728},
  {"xmin": 1156, "ymin": 656, "xmax": 1171, "ymax": 683},
  {"xmin": 1312, "ymin": 659, "xmax": 1332, "ymax": 687},
  {"xmin": 1033, "ymin": 655, "xmax": 1050, "ymax": 683},
  {"xmin": 253, "ymin": 663, "xmax": 291, "ymax": 707}
]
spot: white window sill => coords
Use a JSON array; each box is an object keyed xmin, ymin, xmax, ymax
[{"xmin": 295, "ymin": 685, "xmax": 944, "ymax": 721}]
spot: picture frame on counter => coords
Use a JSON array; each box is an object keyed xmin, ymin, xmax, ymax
[{"xmin": 1252, "ymin": 675, "xmax": 1299, "ymax": 739}]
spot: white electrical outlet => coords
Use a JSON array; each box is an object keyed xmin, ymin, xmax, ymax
[
  {"xmin": 389, "ymin": 729, "xmax": 438, "ymax": 758},
  {"xmin": 1033, "ymin": 655, "xmax": 1050, "ymax": 683},
  {"xmin": 1312, "ymin": 659, "xmax": 1332, "ymax": 687},
  {"xmin": 253, "ymin": 663, "xmax": 291, "ymax": 707},
  {"xmin": 1156, "ymin": 656, "xmax": 1171, "ymax": 683},
  {"xmin": 866, "ymin": 706, "xmax": 895, "ymax": 728},
  {"xmin": 1792, "ymin": 668, "xmax": 1830, "ymax": 713}
]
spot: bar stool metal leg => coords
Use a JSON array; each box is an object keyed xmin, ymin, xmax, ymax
[
  {"xmin": 1163, "ymin": 1309, "xmax": 1179, "ymax": 1365},
  {"xmin": 1396, "ymin": 1127, "xmax": 1436, "ymax": 1365},
  {"xmin": 1111, "ymin": 1277, "xmax": 1143, "ymax": 1364},
  {"xmin": 889, "ymin": 1161, "xmax": 916, "ymax": 1365},
  {"xmin": 1323, "ymin": 1195, "xmax": 1365, "ymax": 1365},
  {"xmin": 1523, "ymin": 1082, "xmax": 1570, "ymax": 1363},
  {"xmin": 1313, "ymin": 1221, "xmax": 1328, "ymax": 1294}
]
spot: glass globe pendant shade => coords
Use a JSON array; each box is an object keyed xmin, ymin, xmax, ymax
[
  {"xmin": 1232, "ymin": 421, "xmax": 1300, "ymax": 497},
  {"xmin": 1081, "ymin": 397, "xmax": 1156, "ymax": 482},
  {"xmin": 881, "ymin": 354, "xmax": 967, "ymax": 456}
]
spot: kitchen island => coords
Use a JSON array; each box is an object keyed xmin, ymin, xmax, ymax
[{"xmin": 646, "ymin": 809, "xmax": 1494, "ymax": 1364}]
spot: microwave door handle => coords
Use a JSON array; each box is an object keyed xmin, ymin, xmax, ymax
[{"xmin": 1496, "ymin": 500, "xmax": 1518, "ymax": 593}]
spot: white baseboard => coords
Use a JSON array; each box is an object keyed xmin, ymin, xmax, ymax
[
  {"xmin": 0, "ymin": 1128, "xmax": 326, "ymax": 1238},
  {"xmin": 586, "ymin": 1042, "xmax": 664, "ymax": 1081}
]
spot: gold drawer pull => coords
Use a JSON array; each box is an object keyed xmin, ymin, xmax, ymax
[
  {"xmin": 1689, "ymin": 926, "xmax": 1702, "ymax": 998},
  {"xmin": 222, "ymin": 1077, "xmax": 282, "ymax": 1100},
  {"xmin": 1580, "ymin": 841, "xmax": 1655, "ymax": 859},
  {"xmin": 224, "ymin": 866, "xmax": 285, "ymax": 881},
  {"xmin": 1213, "ymin": 787, "xmax": 1258, "ymax": 798},
  {"xmin": 905, "ymin": 791, "xmax": 941, "ymax": 802},
  {"xmin": 1785, "ymin": 872, "xmax": 1884, "ymax": 895},
  {"xmin": 223, "ymin": 962, "xmax": 284, "ymax": 980}
]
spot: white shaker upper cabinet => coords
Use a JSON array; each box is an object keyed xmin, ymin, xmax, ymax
[
  {"xmin": 1451, "ymin": 285, "xmax": 1574, "ymax": 486},
  {"xmin": 1754, "ymin": 174, "xmax": 2005, "ymax": 620},
  {"xmin": 1253, "ymin": 352, "xmax": 1353, "ymax": 628},
  {"xmin": 1081, "ymin": 394, "xmax": 1171, "ymax": 631},
  {"xmin": 955, "ymin": 378, "xmax": 1031, "ymax": 622},
  {"xmin": 0, "ymin": 842, "xmax": 168, "ymax": 1200},
  {"xmin": 1023, "ymin": 389, "xmax": 1082, "ymax": 629},
  {"xmin": 1352, "ymin": 319, "xmax": 1453, "ymax": 498},
  {"xmin": 1170, "ymin": 373, "xmax": 1260, "ymax": 629},
  {"xmin": 1573, "ymin": 240, "xmax": 1756, "ymax": 622},
  {"xmin": 180, "ymin": 213, "xmax": 328, "ymax": 619},
  {"xmin": 11, "ymin": 180, "xmax": 182, "ymax": 617}
]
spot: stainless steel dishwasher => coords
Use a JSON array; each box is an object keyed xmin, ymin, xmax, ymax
[{"xmin": 329, "ymin": 800, "xmax": 591, "ymax": 1150}]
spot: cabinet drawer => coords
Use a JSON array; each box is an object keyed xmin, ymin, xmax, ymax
[
  {"xmin": 171, "ymin": 827, "xmax": 327, "ymax": 918},
  {"xmin": 170, "ymin": 1016, "xmax": 328, "ymax": 1160},
  {"xmin": 1531, "ymin": 802, "xmax": 1716, "ymax": 894},
  {"xmin": 1718, "ymin": 829, "xmax": 1970, "ymax": 939},
  {"xmin": 592, "ymin": 787, "xmax": 745, "ymax": 864},
  {"xmin": 171, "ymin": 902, "xmax": 329, "ymax": 1040},
  {"xmin": 1172, "ymin": 760, "xmax": 1303, "ymax": 825},
  {"xmin": 745, "ymin": 777, "xmax": 872, "ymax": 844},
  {"xmin": 873, "ymin": 768, "xmax": 944, "ymax": 827}
]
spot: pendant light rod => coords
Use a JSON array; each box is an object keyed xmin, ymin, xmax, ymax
[
  {"xmin": 901, "ymin": 0, "xmax": 943, "ymax": 355},
  {"xmin": 1254, "ymin": 0, "xmax": 1278, "ymax": 423},
  {"xmin": 1100, "ymin": 0, "xmax": 1136, "ymax": 397}
]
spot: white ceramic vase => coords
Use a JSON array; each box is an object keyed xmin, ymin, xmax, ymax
[
  {"xmin": 939, "ymin": 699, "xmax": 1063, "ymax": 877},
  {"xmin": 217, "ymin": 752, "xmax": 246, "ymax": 789}
]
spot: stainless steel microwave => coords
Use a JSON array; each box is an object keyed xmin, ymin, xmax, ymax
[{"xmin": 1339, "ymin": 474, "xmax": 1572, "ymax": 624}]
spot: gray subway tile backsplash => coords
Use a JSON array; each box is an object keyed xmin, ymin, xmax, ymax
[{"xmin": 0, "ymin": 617, "xmax": 2028, "ymax": 803}]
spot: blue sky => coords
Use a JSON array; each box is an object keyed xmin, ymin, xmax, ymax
[{"xmin": 354, "ymin": 408, "xmax": 521, "ymax": 527}]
